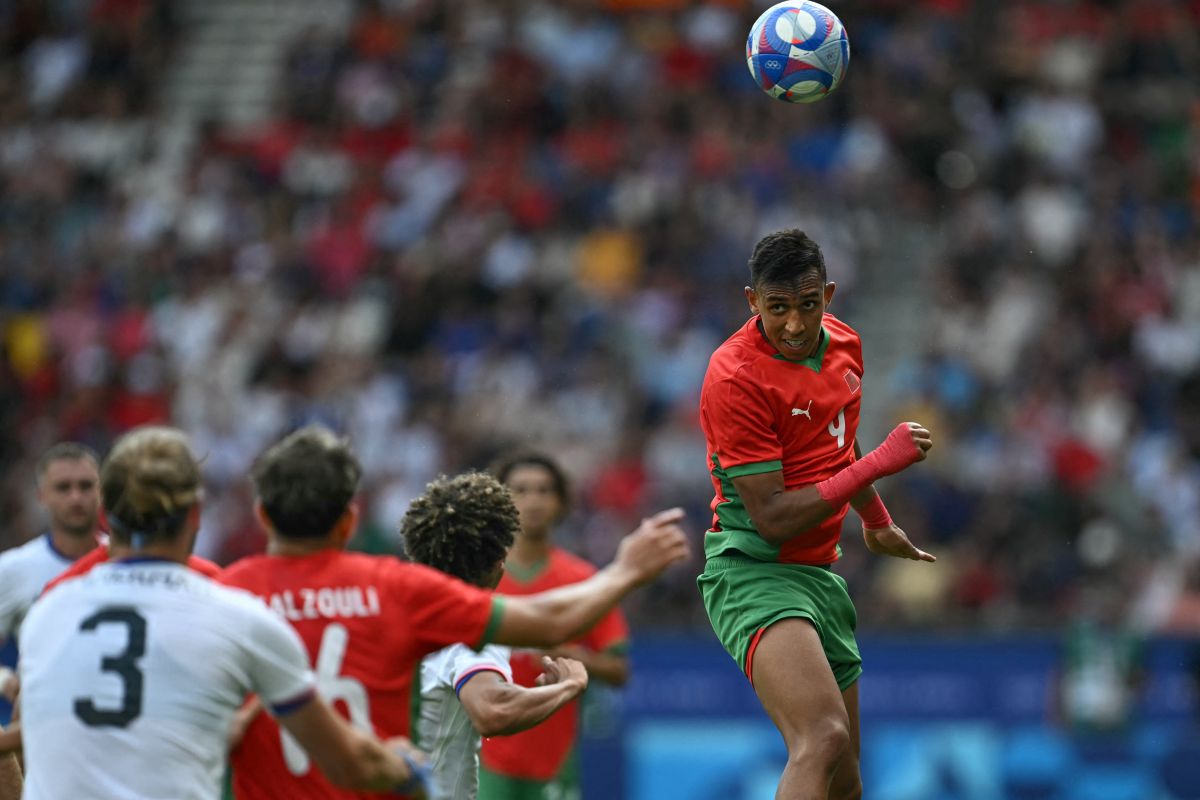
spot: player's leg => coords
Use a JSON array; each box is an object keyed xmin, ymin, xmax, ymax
[
  {"xmin": 751, "ymin": 618, "xmax": 853, "ymax": 800},
  {"xmin": 827, "ymin": 680, "xmax": 861, "ymax": 800}
]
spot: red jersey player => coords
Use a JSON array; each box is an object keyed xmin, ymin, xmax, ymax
[
  {"xmin": 220, "ymin": 425, "xmax": 689, "ymax": 800},
  {"xmin": 479, "ymin": 452, "xmax": 628, "ymax": 799},
  {"xmin": 697, "ymin": 229, "xmax": 935, "ymax": 799}
]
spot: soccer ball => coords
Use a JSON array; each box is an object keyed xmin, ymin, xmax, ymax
[{"xmin": 746, "ymin": 1, "xmax": 850, "ymax": 104}]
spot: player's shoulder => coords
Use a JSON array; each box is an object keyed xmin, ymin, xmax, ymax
[
  {"xmin": 706, "ymin": 318, "xmax": 762, "ymax": 376},
  {"xmin": 195, "ymin": 574, "xmax": 286, "ymax": 626},
  {"xmin": 218, "ymin": 552, "xmax": 271, "ymax": 581},
  {"xmin": 0, "ymin": 535, "xmax": 49, "ymax": 569},
  {"xmin": 423, "ymin": 641, "xmax": 511, "ymax": 689},
  {"xmin": 822, "ymin": 313, "xmax": 862, "ymax": 346},
  {"xmin": 547, "ymin": 547, "xmax": 599, "ymax": 581},
  {"xmin": 385, "ymin": 556, "xmax": 478, "ymax": 598},
  {"xmin": 186, "ymin": 554, "xmax": 223, "ymax": 579},
  {"xmin": 421, "ymin": 642, "xmax": 477, "ymax": 679}
]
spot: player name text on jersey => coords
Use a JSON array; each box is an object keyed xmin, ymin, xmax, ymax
[{"xmin": 264, "ymin": 586, "xmax": 382, "ymax": 621}]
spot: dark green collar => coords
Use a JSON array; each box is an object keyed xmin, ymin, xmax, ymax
[{"xmin": 504, "ymin": 555, "xmax": 549, "ymax": 583}]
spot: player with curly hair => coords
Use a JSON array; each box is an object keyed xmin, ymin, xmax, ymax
[
  {"xmin": 403, "ymin": 472, "xmax": 589, "ymax": 800},
  {"xmin": 219, "ymin": 424, "xmax": 689, "ymax": 800}
]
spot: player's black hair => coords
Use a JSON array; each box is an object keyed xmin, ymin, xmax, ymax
[
  {"xmin": 400, "ymin": 472, "xmax": 518, "ymax": 587},
  {"xmin": 36, "ymin": 441, "xmax": 99, "ymax": 479},
  {"xmin": 489, "ymin": 450, "xmax": 571, "ymax": 515},
  {"xmin": 748, "ymin": 228, "xmax": 827, "ymax": 288},
  {"xmin": 251, "ymin": 424, "xmax": 362, "ymax": 540},
  {"xmin": 101, "ymin": 427, "xmax": 202, "ymax": 546}
]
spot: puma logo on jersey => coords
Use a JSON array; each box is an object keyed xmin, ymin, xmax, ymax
[{"xmin": 791, "ymin": 400, "xmax": 813, "ymax": 419}]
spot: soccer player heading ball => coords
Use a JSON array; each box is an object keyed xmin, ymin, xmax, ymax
[{"xmin": 698, "ymin": 229, "xmax": 934, "ymax": 798}]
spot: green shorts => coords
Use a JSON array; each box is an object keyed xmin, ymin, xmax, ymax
[{"xmin": 697, "ymin": 553, "xmax": 862, "ymax": 692}]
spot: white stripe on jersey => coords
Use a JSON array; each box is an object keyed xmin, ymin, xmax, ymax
[
  {"xmin": 19, "ymin": 560, "xmax": 315, "ymax": 800},
  {"xmin": 419, "ymin": 643, "xmax": 512, "ymax": 800}
]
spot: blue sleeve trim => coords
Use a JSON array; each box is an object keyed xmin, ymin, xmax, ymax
[
  {"xmin": 454, "ymin": 668, "xmax": 505, "ymax": 697},
  {"xmin": 270, "ymin": 688, "xmax": 316, "ymax": 717}
]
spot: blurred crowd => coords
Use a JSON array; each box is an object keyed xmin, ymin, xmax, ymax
[{"xmin": 0, "ymin": 0, "xmax": 1197, "ymax": 634}]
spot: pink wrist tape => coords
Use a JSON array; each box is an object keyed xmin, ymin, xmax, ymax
[
  {"xmin": 815, "ymin": 424, "xmax": 920, "ymax": 508},
  {"xmin": 857, "ymin": 494, "xmax": 892, "ymax": 529}
]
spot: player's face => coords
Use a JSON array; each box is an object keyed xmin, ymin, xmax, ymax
[
  {"xmin": 745, "ymin": 272, "xmax": 836, "ymax": 360},
  {"xmin": 505, "ymin": 465, "xmax": 563, "ymax": 538},
  {"xmin": 37, "ymin": 458, "xmax": 101, "ymax": 537}
]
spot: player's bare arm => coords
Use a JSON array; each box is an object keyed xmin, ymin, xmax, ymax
[
  {"xmin": 458, "ymin": 656, "xmax": 588, "ymax": 738},
  {"xmin": 493, "ymin": 508, "xmax": 690, "ymax": 647},
  {"xmin": 276, "ymin": 697, "xmax": 427, "ymax": 794},
  {"xmin": 0, "ymin": 721, "xmax": 19, "ymax": 756},
  {"xmin": 733, "ymin": 422, "xmax": 933, "ymax": 546},
  {"xmin": 0, "ymin": 750, "xmax": 19, "ymax": 800},
  {"xmin": 227, "ymin": 696, "xmax": 262, "ymax": 749},
  {"xmin": 849, "ymin": 442, "xmax": 936, "ymax": 563},
  {"xmin": 0, "ymin": 720, "xmax": 18, "ymax": 800}
]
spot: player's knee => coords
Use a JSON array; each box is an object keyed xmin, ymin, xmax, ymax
[{"xmin": 787, "ymin": 715, "xmax": 851, "ymax": 772}]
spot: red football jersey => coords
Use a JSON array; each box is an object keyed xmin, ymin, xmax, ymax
[
  {"xmin": 219, "ymin": 550, "xmax": 501, "ymax": 800},
  {"xmin": 480, "ymin": 547, "xmax": 628, "ymax": 782},
  {"xmin": 700, "ymin": 313, "xmax": 864, "ymax": 565},
  {"xmin": 42, "ymin": 545, "xmax": 221, "ymax": 593}
]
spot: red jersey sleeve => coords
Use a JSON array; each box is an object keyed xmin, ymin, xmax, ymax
[
  {"xmin": 185, "ymin": 555, "xmax": 222, "ymax": 579},
  {"xmin": 388, "ymin": 560, "xmax": 502, "ymax": 652},
  {"xmin": 706, "ymin": 372, "xmax": 782, "ymax": 475},
  {"xmin": 583, "ymin": 605, "xmax": 629, "ymax": 653}
]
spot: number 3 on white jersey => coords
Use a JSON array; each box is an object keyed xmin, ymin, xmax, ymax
[
  {"xmin": 281, "ymin": 623, "xmax": 371, "ymax": 774},
  {"xmin": 828, "ymin": 407, "xmax": 846, "ymax": 449}
]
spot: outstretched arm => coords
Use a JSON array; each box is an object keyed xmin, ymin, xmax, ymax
[
  {"xmin": 848, "ymin": 441, "xmax": 935, "ymax": 562},
  {"xmin": 732, "ymin": 422, "xmax": 933, "ymax": 546},
  {"xmin": 458, "ymin": 656, "xmax": 588, "ymax": 738},
  {"xmin": 491, "ymin": 508, "xmax": 690, "ymax": 648}
]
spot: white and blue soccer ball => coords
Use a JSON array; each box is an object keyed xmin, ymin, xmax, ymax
[{"xmin": 746, "ymin": 1, "xmax": 850, "ymax": 104}]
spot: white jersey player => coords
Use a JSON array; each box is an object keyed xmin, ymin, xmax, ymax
[
  {"xmin": 16, "ymin": 426, "xmax": 426, "ymax": 800},
  {"xmin": 418, "ymin": 643, "xmax": 513, "ymax": 800},
  {"xmin": 402, "ymin": 472, "xmax": 594, "ymax": 800},
  {"xmin": 20, "ymin": 560, "xmax": 319, "ymax": 800},
  {"xmin": 0, "ymin": 443, "xmax": 102, "ymax": 698},
  {"xmin": 0, "ymin": 535, "xmax": 85, "ymax": 643}
]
